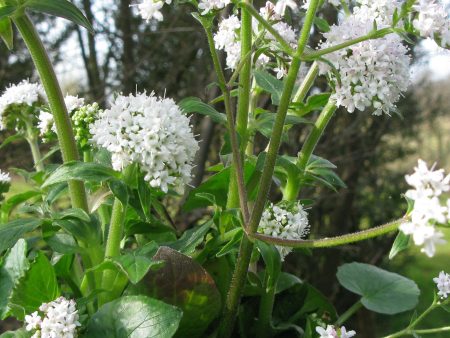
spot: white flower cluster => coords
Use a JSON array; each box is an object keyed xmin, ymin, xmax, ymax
[
  {"xmin": 0, "ymin": 169, "xmax": 10, "ymax": 184},
  {"xmin": 258, "ymin": 202, "xmax": 310, "ymax": 259},
  {"xmin": 0, "ymin": 80, "xmax": 45, "ymax": 130},
  {"xmin": 214, "ymin": 4, "xmax": 297, "ymax": 77},
  {"xmin": 434, "ymin": 271, "xmax": 450, "ymax": 299},
  {"xmin": 399, "ymin": 160, "xmax": 449, "ymax": 257},
  {"xmin": 132, "ymin": 0, "xmax": 171, "ymax": 22},
  {"xmin": 413, "ymin": 0, "xmax": 450, "ymax": 48},
  {"xmin": 72, "ymin": 103, "xmax": 101, "ymax": 148},
  {"xmin": 24, "ymin": 297, "xmax": 80, "ymax": 338},
  {"xmin": 318, "ymin": 3, "xmax": 410, "ymax": 116},
  {"xmin": 37, "ymin": 95, "xmax": 85, "ymax": 139},
  {"xmin": 198, "ymin": 0, "xmax": 231, "ymax": 15},
  {"xmin": 316, "ymin": 325, "xmax": 356, "ymax": 338},
  {"xmin": 90, "ymin": 92, "xmax": 199, "ymax": 193}
]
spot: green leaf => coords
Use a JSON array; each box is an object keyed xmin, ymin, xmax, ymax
[
  {"xmin": 109, "ymin": 180, "xmax": 129, "ymax": 206},
  {"xmin": 0, "ymin": 329, "xmax": 31, "ymax": 338},
  {"xmin": 216, "ymin": 228, "xmax": 243, "ymax": 257},
  {"xmin": 389, "ymin": 231, "xmax": 411, "ymax": 259},
  {"xmin": 290, "ymin": 93, "xmax": 331, "ymax": 117},
  {"xmin": 337, "ymin": 262, "xmax": 420, "ymax": 314},
  {"xmin": 0, "ymin": 16, "xmax": 13, "ymax": 50},
  {"xmin": 256, "ymin": 240, "xmax": 281, "ymax": 289},
  {"xmin": 254, "ymin": 69, "xmax": 284, "ymax": 105},
  {"xmin": 113, "ymin": 242, "xmax": 163, "ymax": 284},
  {"xmin": 179, "ymin": 97, "xmax": 227, "ymax": 124},
  {"xmin": 253, "ymin": 112, "xmax": 311, "ymax": 139},
  {"xmin": 0, "ymin": 5, "xmax": 16, "ymax": 21},
  {"xmin": 0, "ymin": 219, "xmax": 42, "ymax": 254},
  {"xmin": 9, "ymin": 252, "xmax": 59, "ymax": 320},
  {"xmin": 84, "ymin": 295, "xmax": 182, "ymax": 338},
  {"xmin": 24, "ymin": 0, "xmax": 94, "ymax": 33},
  {"xmin": 0, "ymin": 239, "xmax": 30, "ymax": 319},
  {"xmin": 144, "ymin": 247, "xmax": 221, "ymax": 338},
  {"xmin": 166, "ymin": 220, "xmax": 212, "ymax": 255},
  {"xmin": 314, "ymin": 17, "xmax": 330, "ymax": 32},
  {"xmin": 1, "ymin": 190, "xmax": 42, "ymax": 217},
  {"xmin": 276, "ymin": 272, "xmax": 302, "ymax": 294},
  {"xmin": 0, "ymin": 134, "xmax": 22, "ymax": 150},
  {"xmin": 42, "ymin": 161, "xmax": 119, "ymax": 187},
  {"xmin": 46, "ymin": 233, "xmax": 82, "ymax": 254}
]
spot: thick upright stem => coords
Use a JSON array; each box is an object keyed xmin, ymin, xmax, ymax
[
  {"xmin": 100, "ymin": 197, "xmax": 125, "ymax": 305},
  {"xmin": 14, "ymin": 15, "xmax": 88, "ymax": 212},
  {"xmin": 24, "ymin": 119, "xmax": 44, "ymax": 172},
  {"xmin": 227, "ymin": 0, "xmax": 253, "ymax": 209},
  {"xmin": 257, "ymin": 273, "xmax": 277, "ymax": 338},
  {"xmin": 219, "ymin": 2, "xmax": 321, "ymax": 336}
]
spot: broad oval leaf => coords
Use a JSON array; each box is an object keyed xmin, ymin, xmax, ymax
[
  {"xmin": 42, "ymin": 161, "xmax": 119, "ymax": 187},
  {"xmin": 84, "ymin": 295, "xmax": 182, "ymax": 338},
  {"xmin": 144, "ymin": 247, "xmax": 221, "ymax": 338},
  {"xmin": 24, "ymin": 0, "xmax": 94, "ymax": 33},
  {"xmin": 337, "ymin": 262, "xmax": 420, "ymax": 314}
]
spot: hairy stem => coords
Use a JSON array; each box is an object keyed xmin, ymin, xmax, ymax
[
  {"xmin": 24, "ymin": 119, "xmax": 44, "ymax": 172},
  {"xmin": 14, "ymin": 15, "xmax": 88, "ymax": 211},
  {"xmin": 250, "ymin": 218, "xmax": 405, "ymax": 248},
  {"xmin": 219, "ymin": 2, "xmax": 321, "ymax": 336},
  {"xmin": 257, "ymin": 272, "xmax": 277, "ymax": 338}
]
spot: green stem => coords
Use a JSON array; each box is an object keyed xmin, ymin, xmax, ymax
[
  {"xmin": 250, "ymin": 218, "xmax": 404, "ymax": 248},
  {"xmin": 335, "ymin": 300, "xmax": 362, "ymax": 326},
  {"xmin": 24, "ymin": 120, "xmax": 44, "ymax": 172},
  {"xmin": 14, "ymin": 14, "xmax": 88, "ymax": 212},
  {"xmin": 83, "ymin": 150, "xmax": 93, "ymax": 163},
  {"xmin": 99, "ymin": 197, "xmax": 125, "ymax": 305},
  {"xmin": 240, "ymin": 3, "xmax": 295, "ymax": 56},
  {"xmin": 202, "ymin": 21, "xmax": 250, "ymax": 222},
  {"xmin": 257, "ymin": 273, "xmax": 277, "ymax": 338},
  {"xmin": 219, "ymin": 2, "xmax": 321, "ymax": 337},
  {"xmin": 301, "ymin": 28, "xmax": 392, "ymax": 61},
  {"xmin": 414, "ymin": 327, "xmax": 450, "ymax": 335},
  {"xmin": 284, "ymin": 100, "xmax": 337, "ymax": 201},
  {"xmin": 227, "ymin": 1, "xmax": 253, "ymax": 209},
  {"xmin": 293, "ymin": 62, "xmax": 319, "ymax": 103}
]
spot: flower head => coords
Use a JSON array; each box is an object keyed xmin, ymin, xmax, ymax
[
  {"xmin": 315, "ymin": 324, "xmax": 356, "ymax": 338},
  {"xmin": 25, "ymin": 297, "xmax": 80, "ymax": 338},
  {"xmin": 0, "ymin": 80, "xmax": 45, "ymax": 130},
  {"xmin": 72, "ymin": 103, "xmax": 101, "ymax": 149},
  {"xmin": 274, "ymin": 0, "xmax": 298, "ymax": 17},
  {"xmin": 433, "ymin": 271, "xmax": 450, "ymax": 299},
  {"xmin": 64, "ymin": 95, "xmax": 85, "ymax": 113},
  {"xmin": 258, "ymin": 201, "xmax": 310, "ymax": 259},
  {"xmin": 318, "ymin": 9, "xmax": 410, "ymax": 115},
  {"xmin": 400, "ymin": 160, "xmax": 449, "ymax": 257},
  {"xmin": 413, "ymin": 0, "xmax": 450, "ymax": 48},
  {"xmin": 90, "ymin": 92, "xmax": 199, "ymax": 193},
  {"xmin": 132, "ymin": 0, "xmax": 166, "ymax": 22}
]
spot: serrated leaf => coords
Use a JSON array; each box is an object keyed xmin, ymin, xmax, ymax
[
  {"xmin": 337, "ymin": 262, "xmax": 420, "ymax": 314},
  {"xmin": 0, "ymin": 219, "xmax": 42, "ymax": 254},
  {"xmin": 0, "ymin": 239, "xmax": 30, "ymax": 319},
  {"xmin": 42, "ymin": 161, "xmax": 119, "ymax": 187},
  {"xmin": 9, "ymin": 252, "xmax": 59, "ymax": 320},
  {"xmin": 389, "ymin": 231, "xmax": 410, "ymax": 259},
  {"xmin": 179, "ymin": 97, "xmax": 226, "ymax": 124},
  {"xmin": 84, "ymin": 295, "xmax": 182, "ymax": 338},
  {"xmin": 24, "ymin": 0, "xmax": 93, "ymax": 33}
]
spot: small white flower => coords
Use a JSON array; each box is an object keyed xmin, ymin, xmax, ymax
[
  {"xmin": 90, "ymin": 92, "xmax": 199, "ymax": 193},
  {"xmin": 64, "ymin": 95, "xmax": 85, "ymax": 113},
  {"xmin": 433, "ymin": 271, "xmax": 450, "ymax": 299},
  {"xmin": 25, "ymin": 312, "xmax": 42, "ymax": 331},
  {"xmin": 275, "ymin": 66, "xmax": 287, "ymax": 79},
  {"xmin": 340, "ymin": 326, "xmax": 356, "ymax": 338},
  {"xmin": 0, "ymin": 169, "xmax": 10, "ymax": 184},
  {"xmin": 198, "ymin": 0, "xmax": 231, "ymax": 15},
  {"xmin": 315, "ymin": 325, "xmax": 337, "ymax": 338},
  {"xmin": 274, "ymin": 0, "xmax": 298, "ymax": 17},
  {"xmin": 258, "ymin": 202, "xmax": 310, "ymax": 260},
  {"xmin": 37, "ymin": 111, "xmax": 56, "ymax": 137},
  {"xmin": 260, "ymin": 1, "xmax": 283, "ymax": 20},
  {"xmin": 132, "ymin": 0, "xmax": 165, "ymax": 22}
]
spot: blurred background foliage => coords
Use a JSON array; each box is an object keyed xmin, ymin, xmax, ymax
[{"xmin": 0, "ymin": 1, "xmax": 449, "ymax": 336}]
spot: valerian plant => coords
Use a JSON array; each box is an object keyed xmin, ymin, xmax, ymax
[{"xmin": 0, "ymin": 0, "xmax": 449, "ymax": 337}]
